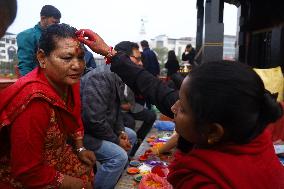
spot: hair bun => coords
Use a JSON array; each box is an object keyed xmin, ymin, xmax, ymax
[{"xmin": 261, "ymin": 91, "xmax": 283, "ymax": 124}]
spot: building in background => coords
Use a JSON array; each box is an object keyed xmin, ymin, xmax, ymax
[
  {"xmin": 0, "ymin": 32, "xmax": 17, "ymax": 62},
  {"xmin": 150, "ymin": 35, "xmax": 195, "ymax": 60},
  {"xmin": 150, "ymin": 34, "xmax": 236, "ymax": 61},
  {"xmin": 223, "ymin": 35, "xmax": 236, "ymax": 60},
  {"xmin": 0, "ymin": 33, "xmax": 18, "ymax": 76}
]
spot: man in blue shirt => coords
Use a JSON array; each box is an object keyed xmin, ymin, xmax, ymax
[
  {"xmin": 17, "ymin": 5, "xmax": 61, "ymax": 76},
  {"xmin": 17, "ymin": 5, "xmax": 96, "ymax": 76}
]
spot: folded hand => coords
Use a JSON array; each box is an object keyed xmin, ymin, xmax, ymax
[{"xmin": 78, "ymin": 150, "xmax": 96, "ymax": 167}]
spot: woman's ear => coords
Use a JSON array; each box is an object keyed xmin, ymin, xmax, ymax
[
  {"xmin": 207, "ymin": 123, "xmax": 224, "ymax": 145},
  {"xmin": 37, "ymin": 49, "xmax": 46, "ymax": 69}
]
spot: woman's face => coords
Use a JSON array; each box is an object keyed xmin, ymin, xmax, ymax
[
  {"xmin": 40, "ymin": 37, "xmax": 85, "ymax": 89},
  {"xmin": 171, "ymin": 76, "xmax": 202, "ymax": 144}
]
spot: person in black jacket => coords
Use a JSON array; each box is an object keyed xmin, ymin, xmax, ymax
[
  {"xmin": 165, "ymin": 50, "xmax": 180, "ymax": 77},
  {"xmin": 140, "ymin": 40, "xmax": 160, "ymax": 77},
  {"xmin": 182, "ymin": 44, "xmax": 196, "ymax": 65}
]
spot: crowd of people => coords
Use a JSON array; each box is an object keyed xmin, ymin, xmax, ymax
[{"xmin": 0, "ymin": 1, "xmax": 284, "ymax": 189}]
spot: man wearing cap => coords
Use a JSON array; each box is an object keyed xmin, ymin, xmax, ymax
[
  {"xmin": 17, "ymin": 5, "xmax": 97, "ymax": 76},
  {"xmin": 17, "ymin": 5, "xmax": 61, "ymax": 76}
]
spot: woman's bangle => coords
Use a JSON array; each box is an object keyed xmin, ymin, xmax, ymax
[
  {"xmin": 105, "ymin": 46, "xmax": 113, "ymax": 64},
  {"xmin": 76, "ymin": 147, "xmax": 87, "ymax": 154},
  {"xmin": 105, "ymin": 46, "xmax": 117, "ymax": 64},
  {"xmin": 105, "ymin": 46, "xmax": 113, "ymax": 57}
]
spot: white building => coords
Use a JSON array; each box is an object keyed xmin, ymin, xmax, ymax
[
  {"xmin": 150, "ymin": 34, "xmax": 236, "ymax": 61},
  {"xmin": 0, "ymin": 32, "xmax": 17, "ymax": 62},
  {"xmin": 223, "ymin": 35, "xmax": 236, "ymax": 60},
  {"xmin": 150, "ymin": 35, "xmax": 195, "ymax": 59}
]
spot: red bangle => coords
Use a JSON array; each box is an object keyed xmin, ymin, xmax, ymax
[{"xmin": 105, "ymin": 46, "xmax": 114, "ymax": 64}]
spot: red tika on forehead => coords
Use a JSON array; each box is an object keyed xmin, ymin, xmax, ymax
[{"xmin": 71, "ymin": 38, "xmax": 82, "ymax": 54}]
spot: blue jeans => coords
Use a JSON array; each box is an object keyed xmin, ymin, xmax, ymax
[{"xmin": 84, "ymin": 127, "xmax": 137, "ymax": 189}]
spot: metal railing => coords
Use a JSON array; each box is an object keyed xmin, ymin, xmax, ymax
[{"xmin": 0, "ymin": 61, "xmax": 17, "ymax": 75}]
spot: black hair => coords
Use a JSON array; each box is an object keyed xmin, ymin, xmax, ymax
[
  {"xmin": 0, "ymin": 0, "xmax": 17, "ymax": 36},
  {"xmin": 38, "ymin": 23, "xmax": 77, "ymax": 56},
  {"xmin": 1, "ymin": 0, "xmax": 17, "ymax": 25},
  {"xmin": 114, "ymin": 41, "xmax": 139, "ymax": 56},
  {"xmin": 186, "ymin": 61, "xmax": 282, "ymax": 144},
  {"xmin": 140, "ymin": 40, "xmax": 149, "ymax": 48},
  {"xmin": 133, "ymin": 43, "xmax": 139, "ymax": 50},
  {"xmin": 167, "ymin": 50, "xmax": 178, "ymax": 62},
  {"xmin": 186, "ymin": 44, "xmax": 192, "ymax": 49},
  {"xmin": 40, "ymin": 5, "xmax": 61, "ymax": 19}
]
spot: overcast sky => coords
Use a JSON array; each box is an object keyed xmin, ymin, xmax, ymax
[{"xmin": 8, "ymin": 0, "xmax": 238, "ymax": 46}]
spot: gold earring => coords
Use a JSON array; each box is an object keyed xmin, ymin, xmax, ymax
[
  {"xmin": 208, "ymin": 137, "xmax": 219, "ymax": 145},
  {"xmin": 208, "ymin": 138, "xmax": 214, "ymax": 144},
  {"xmin": 207, "ymin": 138, "xmax": 211, "ymax": 144},
  {"xmin": 40, "ymin": 63, "xmax": 46, "ymax": 69}
]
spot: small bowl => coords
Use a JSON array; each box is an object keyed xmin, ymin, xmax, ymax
[
  {"xmin": 139, "ymin": 155, "xmax": 148, "ymax": 161},
  {"xmin": 149, "ymin": 135, "xmax": 156, "ymax": 139},
  {"xmin": 144, "ymin": 149, "xmax": 152, "ymax": 155},
  {"xmin": 127, "ymin": 167, "xmax": 140, "ymax": 174},
  {"xmin": 129, "ymin": 160, "xmax": 140, "ymax": 167},
  {"xmin": 146, "ymin": 138, "xmax": 155, "ymax": 143},
  {"xmin": 134, "ymin": 174, "xmax": 143, "ymax": 182}
]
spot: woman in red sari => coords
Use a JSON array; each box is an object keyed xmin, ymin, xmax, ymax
[{"xmin": 0, "ymin": 24, "xmax": 95, "ymax": 188}]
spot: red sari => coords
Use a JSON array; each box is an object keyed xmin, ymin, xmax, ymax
[
  {"xmin": 167, "ymin": 130, "xmax": 284, "ymax": 189},
  {"xmin": 0, "ymin": 68, "xmax": 93, "ymax": 188}
]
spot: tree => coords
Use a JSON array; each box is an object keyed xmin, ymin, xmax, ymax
[{"xmin": 153, "ymin": 47, "xmax": 168, "ymax": 65}]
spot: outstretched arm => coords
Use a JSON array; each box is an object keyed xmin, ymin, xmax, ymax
[{"xmin": 76, "ymin": 29, "xmax": 179, "ymax": 118}]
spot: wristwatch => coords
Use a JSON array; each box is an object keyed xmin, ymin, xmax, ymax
[{"xmin": 76, "ymin": 147, "xmax": 86, "ymax": 153}]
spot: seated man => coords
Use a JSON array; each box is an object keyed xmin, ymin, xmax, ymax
[
  {"xmin": 116, "ymin": 41, "xmax": 156, "ymax": 142},
  {"xmin": 81, "ymin": 64, "xmax": 137, "ymax": 189}
]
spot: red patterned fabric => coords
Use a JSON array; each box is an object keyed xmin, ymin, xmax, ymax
[
  {"xmin": 167, "ymin": 130, "xmax": 284, "ymax": 189},
  {"xmin": 0, "ymin": 68, "xmax": 93, "ymax": 188}
]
